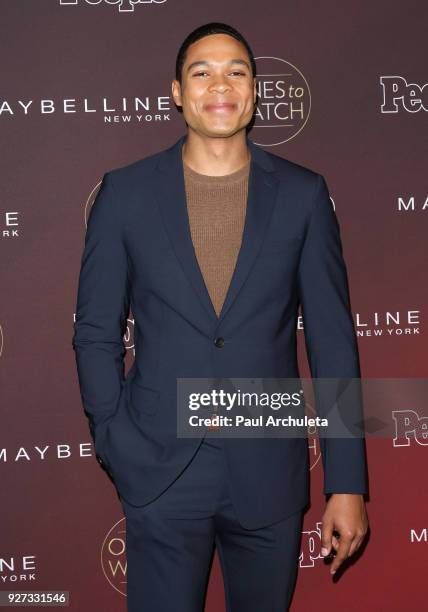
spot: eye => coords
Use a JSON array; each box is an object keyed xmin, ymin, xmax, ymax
[
  {"xmin": 230, "ymin": 71, "xmax": 246, "ymax": 76},
  {"xmin": 193, "ymin": 71, "xmax": 209, "ymax": 77}
]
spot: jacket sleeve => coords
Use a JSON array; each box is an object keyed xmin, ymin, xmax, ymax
[
  {"xmin": 72, "ymin": 172, "xmax": 130, "ymax": 449},
  {"xmin": 297, "ymin": 173, "xmax": 368, "ymax": 495}
]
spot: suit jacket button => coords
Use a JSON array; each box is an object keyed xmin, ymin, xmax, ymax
[
  {"xmin": 97, "ymin": 456, "xmax": 104, "ymax": 465},
  {"xmin": 214, "ymin": 337, "xmax": 225, "ymax": 348}
]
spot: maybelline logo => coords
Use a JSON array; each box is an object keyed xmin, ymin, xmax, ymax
[
  {"xmin": 298, "ymin": 310, "xmax": 422, "ymax": 337},
  {"xmin": 392, "ymin": 410, "xmax": 428, "ymax": 447},
  {"xmin": 397, "ymin": 195, "xmax": 428, "ymax": 211},
  {"xmin": 0, "ymin": 556, "xmax": 37, "ymax": 583},
  {"xmin": 380, "ymin": 76, "xmax": 427, "ymax": 113},
  {"xmin": 59, "ymin": 0, "xmax": 166, "ymax": 11},
  {"xmin": 1, "ymin": 211, "xmax": 19, "ymax": 239},
  {"xmin": 0, "ymin": 443, "xmax": 95, "ymax": 462},
  {"xmin": 0, "ymin": 96, "xmax": 171, "ymax": 124},
  {"xmin": 355, "ymin": 310, "xmax": 421, "ymax": 337},
  {"xmin": 410, "ymin": 528, "xmax": 428, "ymax": 543}
]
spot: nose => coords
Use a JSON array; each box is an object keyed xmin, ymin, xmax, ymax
[{"xmin": 208, "ymin": 74, "xmax": 232, "ymax": 94}]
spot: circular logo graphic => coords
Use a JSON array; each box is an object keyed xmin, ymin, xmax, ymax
[
  {"xmin": 84, "ymin": 181, "xmax": 101, "ymax": 229},
  {"xmin": 252, "ymin": 56, "xmax": 311, "ymax": 147},
  {"xmin": 101, "ymin": 517, "xmax": 127, "ymax": 596}
]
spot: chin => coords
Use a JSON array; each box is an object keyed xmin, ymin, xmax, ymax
[{"xmin": 204, "ymin": 125, "xmax": 240, "ymax": 138}]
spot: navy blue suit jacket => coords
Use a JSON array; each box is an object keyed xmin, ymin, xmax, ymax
[{"xmin": 72, "ymin": 134, "xmax": 368, "ymax": 529}]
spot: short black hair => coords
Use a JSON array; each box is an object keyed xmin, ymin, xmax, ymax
[{"xmin": 175, "ymin": 22, "xmax": 257, "ymax": 84}]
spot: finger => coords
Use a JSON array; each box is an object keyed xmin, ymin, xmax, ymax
[
  {"xmin": 321, "ymin": 517, "xmax": 334, "ymax": 557},
  {"xmin": 330, "ymin": 536, "xmax": 352, "ymax": 574},
  {"xmin": 347, "ymin": 536, "xmax": 363, "ymax": 558},
  {"xmin": 331, "ymin": 535, "xmax": 340, "ymax": 551}
]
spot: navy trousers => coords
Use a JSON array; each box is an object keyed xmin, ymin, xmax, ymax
[{"xmin": 120, "ymin": 436, "xmax": 304, "ymax": 612}]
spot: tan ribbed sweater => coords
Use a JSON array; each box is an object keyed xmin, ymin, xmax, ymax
[{"xmin": 183, "ymin": 157, "xmax": 251, "ymax": 317}]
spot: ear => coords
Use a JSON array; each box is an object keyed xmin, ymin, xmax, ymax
[{"xmin": 171, "ymin": 79, "xmax": 182, "ymax": 108}]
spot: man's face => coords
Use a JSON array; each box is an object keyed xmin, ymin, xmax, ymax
[{"xmin": 172, "ymin": 33, "xmax": 257, "ymax": 139}]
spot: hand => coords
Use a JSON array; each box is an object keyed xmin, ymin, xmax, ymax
[{"xmin": 321, "ymin": 493, "xmax": 368, "ymax": 576}]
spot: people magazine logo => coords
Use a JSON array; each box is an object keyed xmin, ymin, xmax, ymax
[
  {"xmin": 300, "ymin": 522, "xmax": 324, "ymax": 568},
  {"xmin": 59, "ymin": 0, "xmax": 166, "ymax": 12},
  {"xmin": 392, "ymin": 410, "xmax": 428, "ymax": 448},
  {"xmin": 101, "ymin": 518, "xmax": 127, "ymax": 596},
  {"xmin": 251, "ymin": 56, "xmax": 311, "ymax": 147},
  {"xmin": 380, "ymin": 76, "xmax": 427, "ymax": 113}
]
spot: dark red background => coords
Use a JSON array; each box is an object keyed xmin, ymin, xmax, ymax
[{"xmin": 1, "ymin": 1, "xmax": 427, "ymax": 610}]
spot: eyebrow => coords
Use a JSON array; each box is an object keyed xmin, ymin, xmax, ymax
[{"xmin": 186, "ymin": 59, "xmax": 251, "ymax": 72}]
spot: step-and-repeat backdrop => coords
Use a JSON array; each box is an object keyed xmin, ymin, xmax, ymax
[{"xmin": 2, "ymin": 1, "xmax": 426, "ymax": 610}]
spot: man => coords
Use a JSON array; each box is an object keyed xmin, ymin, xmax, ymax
[{"xmin": 72, "ymin": 22, "xmax": 369, "ymax": 611}]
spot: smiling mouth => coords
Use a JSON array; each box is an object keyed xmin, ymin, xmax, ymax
[{"xmin": 205, "ymin": 103, "xmax": 236, "ymax": 112}]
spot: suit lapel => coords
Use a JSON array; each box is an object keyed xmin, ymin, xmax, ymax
[
  {"xmin": 154, "ymin": 133, "xmax": 279, "ymax": 326},
  {"xmin": 154, "ymin": 135, "xmax": 219, "ymax": 323},
  {"xmin": 217, "ymin": 147, "xmax": 279, "ymax": 323}
]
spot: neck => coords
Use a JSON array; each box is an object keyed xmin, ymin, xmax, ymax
[{"xmin": 182, "ymin": 129, "xmax": 250, "ymax": 176}]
